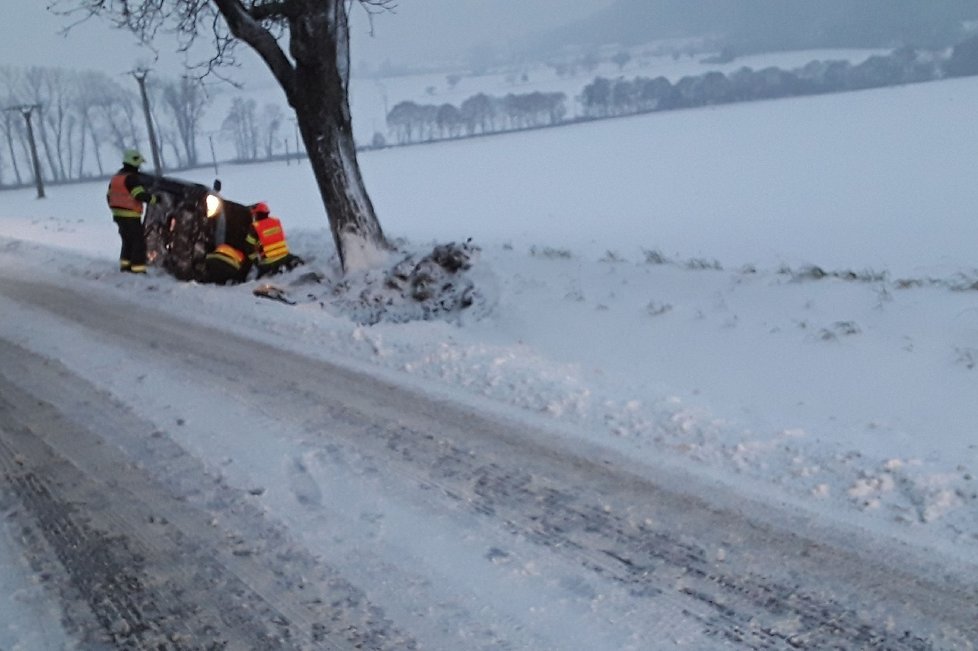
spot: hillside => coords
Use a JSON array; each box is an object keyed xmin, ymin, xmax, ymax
[{"xmin": 533, "ymin": 0, "xmax": 978, "ymax": 56}]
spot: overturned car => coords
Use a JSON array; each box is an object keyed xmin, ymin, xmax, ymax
[
  {"xmin": 143, "ymin": 176, "xmax": 245, "ymax": 282},
  {"xmin": 143, "ymin": 176, "xmax": 299, "ymax": 284}
]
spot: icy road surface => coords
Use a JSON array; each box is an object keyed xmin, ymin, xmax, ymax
[{"xmin": 1, "ymin": 275, "xmax": 976, "ymax": 650}]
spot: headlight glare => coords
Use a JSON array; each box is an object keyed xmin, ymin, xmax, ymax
[{"xmin": 205, "ymin": 194, "xmax": 223, "ymax": 218}]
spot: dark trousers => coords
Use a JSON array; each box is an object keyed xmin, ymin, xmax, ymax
[
  {"xmin": 114, "ymin": 216, "xmax": 146, "ymax": 271},
  {"xmin": 256, "ymin": 254, "xmax": 302, "ymax": 278},
  {"xmin": 205, "ymin": 257, "xmax": 248, "ymax": 285}
]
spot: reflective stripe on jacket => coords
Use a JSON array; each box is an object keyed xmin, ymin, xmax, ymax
[
  {"xmin": 107, "ymin": 172, "xmax": 144, "ymax": 218},
  {"xmin": 206, "ymin": 244, "xmax": 246, "ymax": 270},
  {"xmin": 248, "ymin": 217, "xmax": 290, "ymax": 264}
]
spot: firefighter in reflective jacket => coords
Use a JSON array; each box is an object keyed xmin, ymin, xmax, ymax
[
  {"xmin": 205, "ymin": 243, "xmax": 249, "ymax": 285},
  {"xmin": 245, "ymin": 202, "xmax": 303, "ymax": 278},
  {"xmin": 204, "ymin": 193, "xmax": 252, "ymax": 284},
  {"xmin": 106, "ymin": 149, "xmax": 157, "ymax": 273}
]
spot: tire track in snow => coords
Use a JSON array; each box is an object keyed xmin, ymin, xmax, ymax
[
  {"xmin": 0, "ymin": 339, "xmax": 415, "ymax": 650},
  {"xmin": 316, "ymin": 417, "xmax": 970, "ymax": 650},
  {"xmin": 2, "ymin": 275, "xmax": 977, "ymax": 649}
]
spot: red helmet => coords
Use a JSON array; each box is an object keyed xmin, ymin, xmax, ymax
[{"xmin": 251, "ymin": 202, "xmax": 270, "ymax": 218}]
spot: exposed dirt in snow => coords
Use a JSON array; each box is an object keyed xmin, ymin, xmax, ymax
[{"xmin": 258, "ymin": 240, "xmax": 492, "ymax": 325}]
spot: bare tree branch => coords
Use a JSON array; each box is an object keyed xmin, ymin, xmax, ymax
[{"xmin": 212, "ymin": 0, "xmax": 296, "ymax": 99}]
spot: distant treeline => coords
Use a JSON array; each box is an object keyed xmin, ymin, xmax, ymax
[
  {"xmin": 579, "ymin": 47, "xmax": 941, "ymax": 118},
  {"xmin": 385, "ymin": 37, "xmax": 978, "ymax": 146},
  {"xmin": 5, "ymin": 33, "xmax": 978, "ymax": 189},
  {"xmin": 385, "ymin": 92, "xmax": 568, "ymax": 145}
]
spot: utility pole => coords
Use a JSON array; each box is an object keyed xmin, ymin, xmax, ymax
[
  {"xmin": 290, "ymin": 118, "xmax": 301, "ymax": 163},
  {"xmin": 132, "ymin": 68, "xmax": 163, "ymax": 176},
  {"xmin": 208, "ymin": 134, "xmax": 219, "ymax": 176},
  {"xmin": 5, "ymin": 104, "xmax": 45, "ymax": 199}
]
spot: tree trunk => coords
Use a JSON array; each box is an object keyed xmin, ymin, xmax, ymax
[
  {"xmin": 216, "ymin": 0, "xmax": 388, "ymax": 272},
  {"xmin": 3, "ymin": 114, "xmax": 23, "ymax": 186},
  {"xmin": 87, "ymin": 117, "xmax": 104, "ymax": 176},
  {"xmin": 286, "ymin": 1, "xmax": 388, "ymax": 271},
  {"xmin": 37, "ymin": 120, "xmax": 62, "ymax": 183}
]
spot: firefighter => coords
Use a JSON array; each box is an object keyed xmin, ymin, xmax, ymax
[
  {"xmin": 205, "ymin": 243, "xmax": 250, "ymax": 285},
  {"xmin": 245, "ymin": 202, "xmax": 303, "ymax": 278},
  {"xmin": 203, "ymin": 189, "xmax": 251, "ymax": 284},
  {"xmin": 106, "ymin": 149, "xmax": 157, "ymax": 273}
]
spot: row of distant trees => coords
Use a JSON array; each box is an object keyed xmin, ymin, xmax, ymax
[
  {"xmin": 7, "ymin": 35, "xmax": 978, "ymax": 187},
  {"xmin": 386, "ymin": 36, "xmax": 978, "ymax": 146},
  {"xmin": 0, "ymin": 66, "xmax": 290, "ymax": 188},
  {"xmin": 579, "ymin": 47, "xmax": 945, "ymax": 118},
  {"xmin": 579, "ymin": 46, "xmax": 955, "ymax": 118},
  {"xmin": 385, "ymin": 91, "xmax": 567, "ymax": 145}
]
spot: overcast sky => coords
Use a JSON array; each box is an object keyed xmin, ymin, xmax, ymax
[{"xmin": 0, "ymin": 1, "xmax": 611, "ymax": 81}]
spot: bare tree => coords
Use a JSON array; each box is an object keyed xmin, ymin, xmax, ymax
[
  {"xmin": 20, "ymin": 68, "xmax": 67, "ymax": 182},
  {"xmin": 161, "ymin": 76, "xmax": 207, "ymax": 167},
  {"xmin": 54, "ymin": 0, "xmax": 392, "ymax": 271},
  {"xmin": 386, "ymin": 100, "xmax": 420, "ymax": 144},
  {"xmin": 158, "ymin": 125, "xmax": 183, "ymax": 169},
  {"xmin": 221, "ymin": 96, "xmax": 259, "ymax": 160},
  {"xmin": 258, "ymin": 103, "xmax": 284, "ymax": 159},
  {"xmin": 73, "ymin": 71, "xmax": 116, "ymax": 177},
  {"xmin": 460, "ymin": 93, "xmax": 494, "ymax": 135},
  {"xmin": 435, "ymin": 103, "xmax": 462, "ymax": 139},
  {"xmin": 0, "ymin": 68, "xmax": 26, "ymax": 185},
  {"xmin": 91, "ymin": 79, "xmax": 142, "ymax": 158}
]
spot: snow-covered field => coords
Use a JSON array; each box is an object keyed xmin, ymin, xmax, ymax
[
  {"xmin": 2, "ymin": 63, "xmax": 978, "ymax": 647},
  {"xmin": 348, "ymin": 48, "xmax": 888, "ymax": 124},
  {"xmin": 208, "ymin": 48, "xmax": 886, "ymax": 148}
]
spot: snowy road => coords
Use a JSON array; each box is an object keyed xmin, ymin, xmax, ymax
[{"xmin": 1, "ymin": 275, "xmax": 976, "ymax": 650}]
